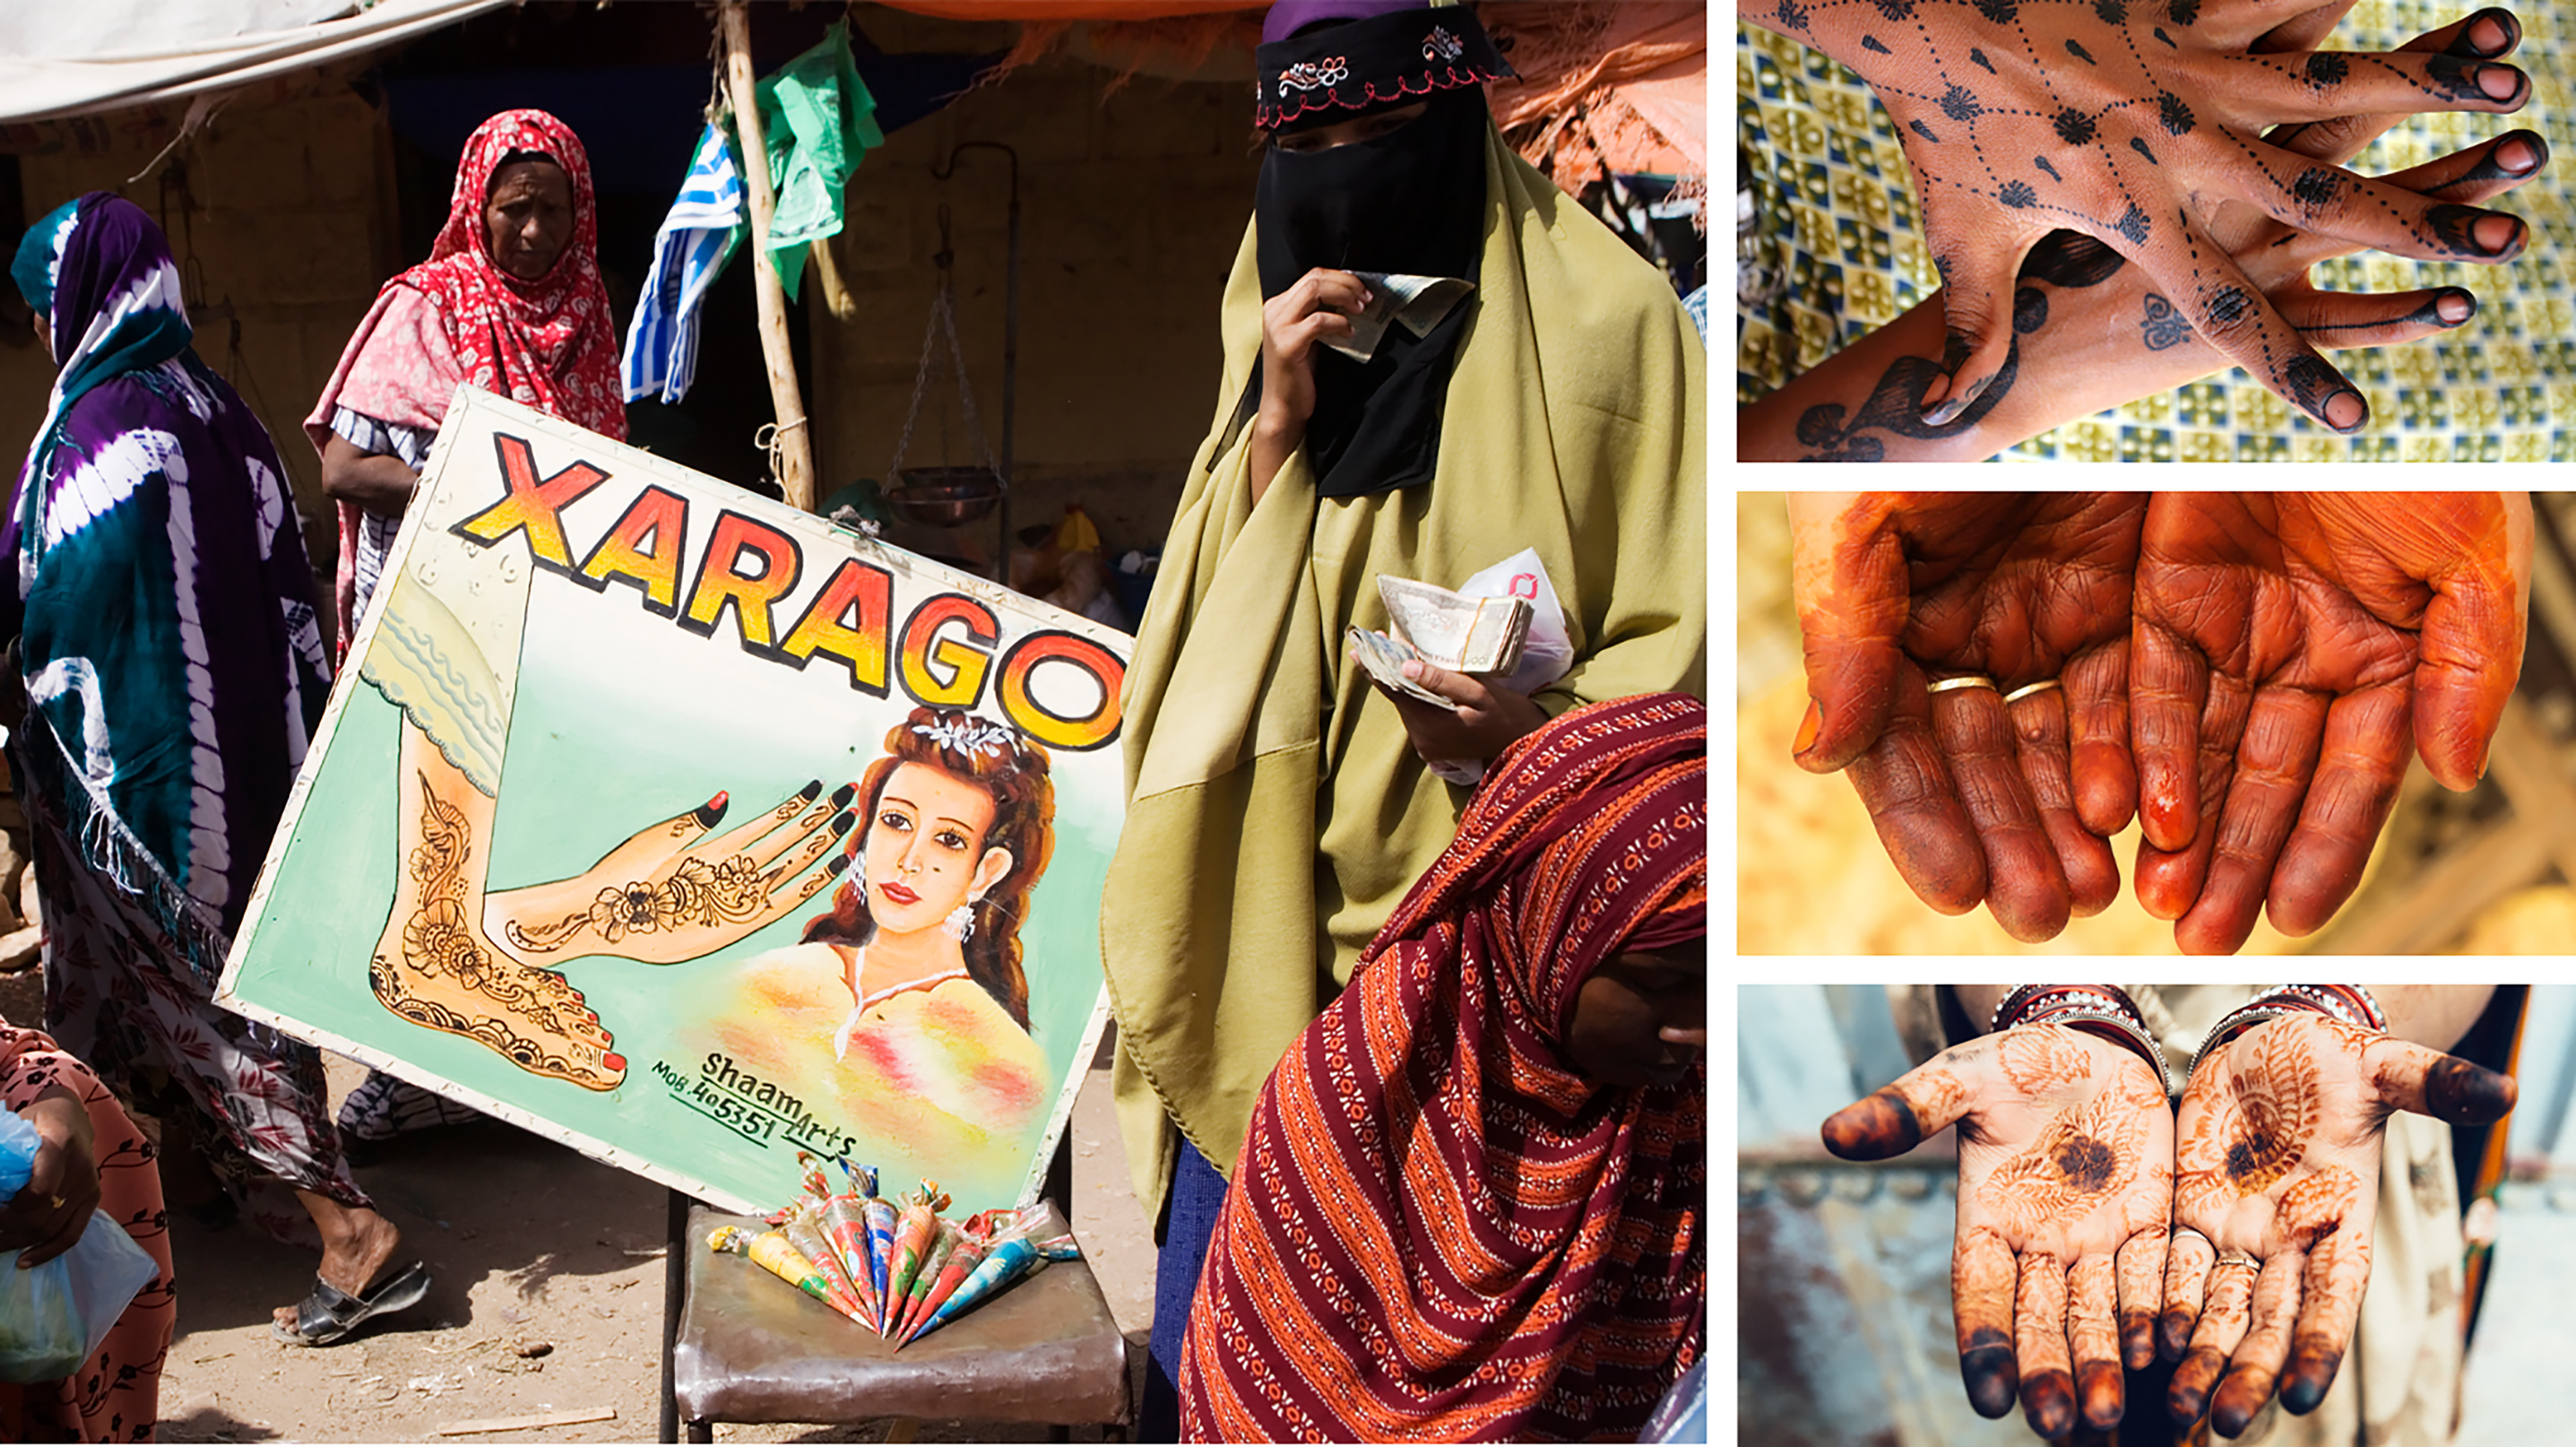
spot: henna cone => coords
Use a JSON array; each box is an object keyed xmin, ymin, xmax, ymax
[
  {"xmin": 882, "ymin": 1181, "xmax": 953, "ymax": 1333},
  {"xmin": 708, "ymin": 1226, "xmax": 866, "ymax": 1324},
  {"xmin": 898, "ymin": 1220, "xmax": 997, "ymax": 1345},
  {"xmin": 784, "ymin": 1204, "xmax": 869, "ymax": 1321},
  {"xmin": 863, "ymin": 1196, "xmax": 899, "ymax": 1318},
  {"xmin": 820, "ymin": 1192, "xmax": 882, "ymax": 1329},
  {"xmin": 908, "ymin": 1229, "xmax": 1082, "ymax": 1343},
  {"xmin": 889, "ymin": 1220, "xmax": 962, "ymax": 1345}
]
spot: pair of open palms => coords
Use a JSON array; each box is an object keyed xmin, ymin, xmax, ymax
[
  {"xmin": 1822, "ymin": 1012, "xmax": 2517, "ymax": 1442},
  {"xmin": 1788, "ymin": 492, "xmax": 2531, "ymax": 952}
]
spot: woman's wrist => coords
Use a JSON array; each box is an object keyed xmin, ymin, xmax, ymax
[
  {"xmin": 2186, "ymin": 985, "xmax": 2387, "ymax": 1084},
  {"xmin": 1992, "ymin": 984, "xmax": 2174, "ymax": 1096}
]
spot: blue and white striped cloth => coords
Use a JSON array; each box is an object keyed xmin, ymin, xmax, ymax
[{"xmin": 621, "ymin": 122, "xmax": 746, "ymax": 405}]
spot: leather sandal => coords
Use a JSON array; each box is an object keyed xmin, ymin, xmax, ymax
[{"xmin": 271, "ymin": 1260, "xmax": 431, "ymax": 1347}]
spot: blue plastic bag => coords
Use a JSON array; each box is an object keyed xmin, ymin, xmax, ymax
[{"xmin": 0, "ymin": 1113, "xmax": 160, "ymax": 1383}]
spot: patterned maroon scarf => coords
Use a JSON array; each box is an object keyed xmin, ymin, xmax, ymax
[{"xmin": 1180, "ymin": 693, "xmax": 1706, "ymax": 1442}]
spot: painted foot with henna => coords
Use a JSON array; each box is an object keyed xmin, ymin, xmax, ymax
[{"xmin": 372, "ymin": 729, "xmax": 625, "ymax": 1090}]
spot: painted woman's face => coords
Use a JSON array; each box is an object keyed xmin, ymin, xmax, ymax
[{"xmin": 861, "ymin": 762, "xmax": 1012, "ymax": 937}]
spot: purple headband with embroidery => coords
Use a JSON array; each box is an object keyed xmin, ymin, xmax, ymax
[{"xmin": 1253, "ymin": 2, "xmax": 1512, "ymax": 131}]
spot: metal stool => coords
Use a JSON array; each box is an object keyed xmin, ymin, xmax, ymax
[{"xmin": 659, "ymin": 1140, "xmax": 1129, "ymax": 1442}]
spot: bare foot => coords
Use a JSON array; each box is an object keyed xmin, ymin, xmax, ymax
[
  {"xmin": 273, "ymin": 1195, "xmax": 404, "ymax": 1334},
  {"xmin": 373, "ymin": 727, "xmax": 625, "ymax": 1090}
]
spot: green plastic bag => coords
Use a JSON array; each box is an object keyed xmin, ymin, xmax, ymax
[{"xmin": 752, "ymin": 19, "xmax": 884, "ymax": 302}]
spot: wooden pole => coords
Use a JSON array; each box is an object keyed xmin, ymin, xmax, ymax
[{"xmin": 718, "ymin": 0, "xmax": 817, "ymax": 512}]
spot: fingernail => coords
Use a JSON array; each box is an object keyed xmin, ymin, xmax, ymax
[
  {"xmin": 2157, "ymin": 1309, "xmax": 2195, "ymax": 1362},
  {"xmin": 2452, "ymin": 14, "xmax": 2511, "ymax": 58},
  {"xmin": 2437, "ymin": 288, "xmax": 2475, "ymax": 324},
  {"xmin": 2323, "ymin": 389, "xmax": 2367, "ymax": 431},
  {"xmin": 2022, "ymin": 1368, "xmax": 2076, "ymax": 1440},
  {"xmin": 2478, "ymin": 64, "xmax": 2521, "ymax": 100},
  {"xmin": 827, "ymin": 853, "xmax": 849, "ymax": 876},
  {"xmin": 695, "ymin": 792, "xmax": 729, "ymax": 828},
  {"xmin": 2280, "ymin": 1356, "xmax": 2338, "ymax": 1414},
  {"xmin": 1961, "ymin": 1331, "xmax": 2019, "ymax": 1419},
  {"xmin": 2473, "ymin": 212, "xmax": 2522, "ymax": 252},
  {"xmin": 1793, "ymin": 699, "xmax": 1821, "ymax": 756},
  {"xmin": 603, "ymin": 1052, "xmax": 627, "ymax": 1072},
  {"xmin": 830, "ymin": 782, "xmax": 856, "ymax": 809},
  {"xmin": 2496, "ymin": 136, "xmax": 2541, "ymax": 173},
  {"xmin": 828, "ymin": 809, "xmax": 858, "ymax": 835},
  {"xmin": 799, "ymin": 779, "xmax": 823, "ymax": 802},
  {"xmin": 1917, "ymin": 369, "xmax": 1953, "ymax": 415}
]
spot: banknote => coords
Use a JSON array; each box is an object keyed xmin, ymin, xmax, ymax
[
  {"xmin": 1344, "ymin": 626, "xmax": 1454, "ymax": 706},
  {"xmin": 1325, "ymin": 273, "xmax": 1475, "ymax": 363},
  {"xmin": 1378, "ymin": 576, "xmax": 1531, "ymax": 677}
]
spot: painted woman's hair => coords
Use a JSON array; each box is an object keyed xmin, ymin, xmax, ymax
[{"xmin": 802, "ymin": 707, "xmax": 1055, "ymax": 1029}]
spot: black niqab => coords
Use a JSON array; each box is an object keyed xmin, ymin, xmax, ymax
[{"xmin": 1249, "ymin": 88, "xmax": 1488, "ymax": 498}]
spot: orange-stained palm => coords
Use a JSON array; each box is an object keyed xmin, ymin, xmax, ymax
[
  {"xmin": 2128, "ymin": 492, "xmax": 2530, "ymax": 953},
  {"xmin": 1823, "ymin": 1026, "xmax": 2173, "ymax": 1442},
  {"xmin": 2160, "ymin": 1015, "xmax": 2516, "ymax": 1437},
  {"xmin": 1789, "ymin": 492, "xmax": 2146, "ymax": 941}
]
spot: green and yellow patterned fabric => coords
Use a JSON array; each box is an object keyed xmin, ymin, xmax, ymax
[{"xmin": 1737, "ymin": 1, "xmax": 2575, "ymax": 462}]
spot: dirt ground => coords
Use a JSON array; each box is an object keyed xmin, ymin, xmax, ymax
[{"xmin": 0, "ymin": 964, "xmax": 1158, "ymax": 1443}]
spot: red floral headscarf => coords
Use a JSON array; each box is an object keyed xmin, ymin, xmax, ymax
[{"xmin": 305, "ymin": 109, "xmax": 624, "ymax": 651}]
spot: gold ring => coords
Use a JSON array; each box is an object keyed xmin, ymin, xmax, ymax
[
  {"xmin": 2216, "ymin": 1248, "xmax": 2257, "ymax": 1270},
  {"xmin": 46, "ymin": 1195, "xmax": 63, "ymax": 1210},
  {"xmin": 1926, "ymin": 675, "xmax": 1998, "ymax": 695},
  {"xmin": 2003, "ymin": 679, "xmax": 2063, "ymax": 704}
]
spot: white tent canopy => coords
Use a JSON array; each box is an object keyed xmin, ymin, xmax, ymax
[{"xmin": 0, "ymin": 0, "xmax": 510, "ymax": 125}]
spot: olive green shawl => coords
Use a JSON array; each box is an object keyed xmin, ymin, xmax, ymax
[{"xmin": 1100, "ymin": 121, "xmax": 1706, "ymax": 1218}]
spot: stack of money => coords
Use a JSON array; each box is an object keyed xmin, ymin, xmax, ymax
[{"xmin": 1344, "ymin": 574, "xmax": 1533, "ymax": 705}]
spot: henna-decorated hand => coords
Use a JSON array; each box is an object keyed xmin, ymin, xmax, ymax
[
  {"xmin": 1740, "ymin": 0, "xmax": 2533, "ymax": 433},
  {"xmin": 486, "ymin": 780, "xmax": 857, "ymax": 966},
  {"xmin": 2130, "ymin": 492, "xmax": 2531, "ymax": 953},
  {"xmin": 2160, "ymin": 1015, "xmax": 2515, "ymax": 1435},
  {"xmin": 1788, "ymin": 492, "xmax": 2145, "ymax": 940},
  {"xmin": 1824, "ymin": 1027, "xmax": 2175, "ymax": 1439}
]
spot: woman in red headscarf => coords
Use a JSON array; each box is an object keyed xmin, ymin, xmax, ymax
[
  {"xmin": 1178, "ymin": 693, "xmax": 1707, "ymax": 1443},
  {"xmin": 307, "ymin": 107, "xmax": 624, "ymax": 650},
  {"xmin": 305, "ymin": 108, "xmax": 625, "ymax": 1150}
]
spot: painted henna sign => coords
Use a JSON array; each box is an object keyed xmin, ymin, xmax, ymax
[{"xmin": 215, "ymin": 385, "xmax": 1129, "ymax": 1216}]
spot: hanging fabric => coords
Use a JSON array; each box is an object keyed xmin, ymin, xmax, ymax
[
  {"xmin": 757, "ymin": 19, "xmax": 886, "ymax": 303},
  {"xmin": 621, "ymin": 120, "xmax": 748, "ymax": 404}
]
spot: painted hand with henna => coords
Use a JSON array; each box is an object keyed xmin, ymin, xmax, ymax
[
  {"xmin": 1789, "ymin": 492, "xmax": 2145, "ymax": 941},
  {"xmin": 2130, "ymin": 492, "xmax": 2531, "ymax": 953},
  {"xmin": 2160, "ymin": 1014, "xmax": 2515, "ymax": 1435},
  {"xmin": 485, "ymin": 780, "xmax": 857, "ymax": 966},
  {"xmin": 1738, "ymin": 0, "xmax": 2533, "ymax": 433},
  {"xmin": 1824, "ymin": 1025, "xmax": 2174, "ymax": 1440}
]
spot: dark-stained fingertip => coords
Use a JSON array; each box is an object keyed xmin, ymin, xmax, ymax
[
  {"xmin": 1961, "ymin": 1341, "xmax": 2019, "ymax": 1419},
  {"xmin": 2426, "ymin": 1057, "xmax": 2517, "ymax": 1124},
  {"xmin": 2022, "ymin": 1369, "xmax": 2076, "ymax": 1439},
  {"xmin": 2156, "ymin": 1309, "xmax": 2194, "ymax": 1364},
  {"xmin": 2077, "ymin": 1360, "xmax": 2124, "ymax": 1431},
  {"xmin": 2280, "ymin": 1358, "xmax": 2337, "ymax": 1416},
  {"xmin": 2121, "ymin": 1314, "xmax": 2157, "ymax": 1372},
  {"xmin": 1819, "ymin": 1086, "xmax": 1923, "ymax": 1160}
]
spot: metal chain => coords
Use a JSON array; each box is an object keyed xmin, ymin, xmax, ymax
[{"xmin": 886, "ymin": 269, "xmax": 998, "ymax": 483}]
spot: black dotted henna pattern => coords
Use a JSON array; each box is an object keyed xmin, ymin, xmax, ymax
[{"xmin": 1771, "ymin": 0, "xmax": 2533, "ymax": 431}]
